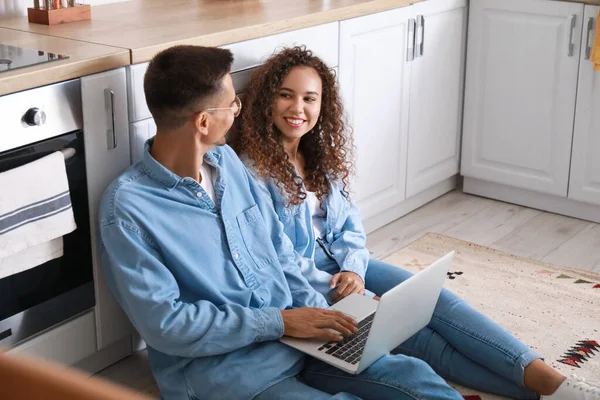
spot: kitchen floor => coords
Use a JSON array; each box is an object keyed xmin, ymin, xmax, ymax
[{"xmin": 93, "ymin": 190, "xmax": 600, "ymax": 396}]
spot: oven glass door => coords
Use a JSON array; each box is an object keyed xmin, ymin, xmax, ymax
[{"xmin": 0, "ymin": 131, "xmax": 95, "ymax": 347}]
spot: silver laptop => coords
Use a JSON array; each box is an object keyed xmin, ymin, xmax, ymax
[{"xmin": 280, "ymin": 251, "xmax": 455, "ymax": 374}]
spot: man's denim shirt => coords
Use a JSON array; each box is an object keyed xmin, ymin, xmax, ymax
[
  {"xmin": 98, "ymin": 141, "xmax": 329, "ymax": 400},
  {"xmin": 242, "ymin": 157, "xmax": 373, "ymax": 299}
]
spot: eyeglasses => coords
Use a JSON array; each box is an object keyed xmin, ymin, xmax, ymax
[{"xmin": 199, "ymin": 96, "xmax": 242, "ymax": 118}]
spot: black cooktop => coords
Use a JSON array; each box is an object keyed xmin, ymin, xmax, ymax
[{"xmin": 0, "ymin": 44, "xmax": 69, "ymax": 73}]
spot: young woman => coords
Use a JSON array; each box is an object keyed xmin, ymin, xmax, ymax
[{"xmin": 235, "ymin": 46, "xmax": 600, "ymax": 400}]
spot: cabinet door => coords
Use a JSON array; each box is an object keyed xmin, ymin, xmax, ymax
[
  {"xmin": 461, "ymin": 0, "xmax": 583, "ymax": 196},
  {"xmin": 81, "ymin": 68, "xmax": 133, "ymax": 350},
  {"xmin": 339, "ymin": 7, "xmax": 414, "ymax": 222},
  {"xmin": 130, "ymin": 118, "xmax": 157, "ymax": 164},
  {"xmin": 406, "ymin": 0, "xmax": 467, "ymax": 198},
  {"xmin": 569, "ymin": 5, "xmax": 600, "ymax": 205}
]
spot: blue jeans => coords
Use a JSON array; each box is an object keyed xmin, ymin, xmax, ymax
[
  {"xmin": 305, "ymin": 244, "xmax": 541, "ymax": 400},
  {"xmin": 255, "ymin": 354, "xmax": 464, "ymax": 400}
]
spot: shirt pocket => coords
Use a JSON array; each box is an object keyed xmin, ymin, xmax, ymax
[{"xmin": 236, "ymin": 204, "xmax": 278, "ymax": 270}]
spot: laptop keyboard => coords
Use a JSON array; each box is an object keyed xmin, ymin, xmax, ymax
[{"xmin": 317, "ymin": 312, "xmax": 375, "ymax": 365}]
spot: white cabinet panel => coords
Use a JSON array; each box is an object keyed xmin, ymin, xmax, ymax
[
  {"xmin": 127, "ymin": 62, "xmax": 151, "ymax": 122},
  {"xmin": 462, "ymin": 0, "xmax": 583, "ymax": 196},
  {"xmin": 569, "ymin": 5, "xmax": 600, "ymax": 205},
  {"xmin": 130, "ymin": 118, "xmax": 157, "ymax": 164},
  {"xmin": 339, "ymin": 7, "xmax": 414, "ymax": 222},
  {"xmin": 81, "ymin": 68, "xmax": 133, "ymax": 350},
  {"xmin": 406, "ymin": 0, "xmax": 467, "ymax": 198}
]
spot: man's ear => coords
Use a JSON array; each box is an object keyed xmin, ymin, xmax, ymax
[{"xmin": 194, "ymin": 112, "xmax": 209, "ymax": 135}]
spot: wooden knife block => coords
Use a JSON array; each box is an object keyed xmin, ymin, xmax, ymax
[{"xmin": 27, "ymin": 4, "xmax": 91, "ymax": 25}]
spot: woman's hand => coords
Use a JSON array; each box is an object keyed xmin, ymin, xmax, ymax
[
  {"xmin": 329, "ymin": 272, "xmax": 365, "ymax": 303},
  {"xmin": 280, "ymin": 308, "xmax": 358, "ymax": 341}
]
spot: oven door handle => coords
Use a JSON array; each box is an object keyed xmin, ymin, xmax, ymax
[
  {"xmin": 104, "ymin": 88, "xmax": 117, "ymax": 150},
  {"xmin": 60, "ymin": 147, "xmax": 76, "ymax": 160}
]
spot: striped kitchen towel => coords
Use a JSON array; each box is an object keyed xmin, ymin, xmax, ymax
[{"xmin": 0, "ymin": 151, "xmax": 76, "ymax": 279}]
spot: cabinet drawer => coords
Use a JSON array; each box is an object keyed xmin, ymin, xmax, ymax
[
  {"xmin": 8, "ymin": 311, "xmax": 97, "ymax": 366},
  {"xmin": 222, "ymin": 22, "xmax": 339, "ymax": 73},
  {"xmin": 127, "ymin": 22, "xmax": 339, "ymax": 122}
]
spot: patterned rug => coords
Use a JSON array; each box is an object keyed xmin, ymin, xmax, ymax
[{"xmin": 383, "ymin": 233, "xmax": 600, "ymax": 400}]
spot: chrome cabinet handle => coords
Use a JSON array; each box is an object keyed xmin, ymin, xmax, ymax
[
  {"xmin": 584, "ymin": 17, "xmax": 594, "ymax": 60},
  {"xmin": 416, "ymin": 15, "xmax": 425, "ymax": 58},
  {"xmin": 104, "ymin": 88, "xmax": 117, "ymax": 150},
  {"xmin": 407, "ymin": 18, "xmax": 416, "ymax": 62},
  {"xmin": 568, "ymin": 14, "xmax": 577, "ymax": 57}
]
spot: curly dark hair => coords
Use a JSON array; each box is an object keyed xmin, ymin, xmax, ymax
[{"xmin": 235, "ymin": 46, "xmax": 354, "ymax": 205}]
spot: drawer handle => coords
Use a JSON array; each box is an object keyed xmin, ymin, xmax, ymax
[
  {"xmin": 568, "ymin": 14, "xmax": 577, "ymax": 57},
  {"xmin": 105, "ymin": 88, "xmax": 117, "ymax": 150},
  {"xmin": 416, "ymin": 15, "xmax": 425, "ymax": 58},
  {"xmin": 407, "ymin": 18, "xmax": 416, "ymax": 62},
  {"xmin": 0, "ymin": 328, "xmax": 12, "ymax": 342},
  {"xmin": 584, "ymin": 17, "xmax": 594, "ymax": 60}
]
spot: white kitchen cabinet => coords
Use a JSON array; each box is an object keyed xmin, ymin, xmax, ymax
[
  {"xmin": 81, "ymin": 68, "xmax": 134, "ymax": 351},
  {"xmin": 461, "ymin": 0, "xmax": 584, "ymax": 197},
  {"xmin": 568, "ymin": 5, "xmax": 600, "ymax": 206},
  {"xmin": 339, "ymin": 7, "xmax": 413, "ymax": 223},
  {"xmin": 130, "ymin": 118, "xmax": 157, "ymax": 164},
  {"xmin": 339, "ymin": 0, "xmax": 465, "ymax": 230},
  {"xmin": 406, "ymin": 0, "xmax": 467, "ymax": 198}
]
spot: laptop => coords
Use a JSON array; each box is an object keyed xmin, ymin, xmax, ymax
[{"xmin": 280, "ymin": 251, "xmax": 455, "ymax": 374}]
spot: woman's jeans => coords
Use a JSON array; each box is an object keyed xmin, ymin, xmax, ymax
[{"xmin": 308, "ymin": 244, "xmax": 541, "ymax": 400}]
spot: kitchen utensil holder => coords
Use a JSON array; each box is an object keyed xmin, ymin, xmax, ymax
[{"xmin": 27, "ymin": 4, "xmax": 91, "ymax": 25}]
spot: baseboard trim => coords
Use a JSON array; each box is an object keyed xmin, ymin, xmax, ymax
[
  {"xmin": 463, "ymin": 177, "xmax": 600, "ymax": 224},
  {"xmin": 363, "ymin": 176, "xmax": 458, "ymax": 234}
]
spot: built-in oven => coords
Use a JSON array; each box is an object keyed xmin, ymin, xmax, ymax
[{"xmin": 0, "ymin": 79, "xmax": 95, "ymax": 348}]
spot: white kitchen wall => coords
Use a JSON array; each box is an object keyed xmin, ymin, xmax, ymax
[{"xmin": 0, "ymin": 0, "xmax": 128, "ymax": 19}]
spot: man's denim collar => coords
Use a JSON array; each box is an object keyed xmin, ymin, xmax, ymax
[{"xmin": 141, "ymin": 137, "xmax": 222, "ymax": 191}]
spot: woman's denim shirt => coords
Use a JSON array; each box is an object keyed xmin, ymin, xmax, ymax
[{"xmin": 242, "ymin": 156, "xmax": 373, "ymax": 299}]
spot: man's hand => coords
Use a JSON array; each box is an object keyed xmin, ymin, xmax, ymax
[
  {"xmin": 329, "ymin": 272, "xmax": 365, "ymax": 303},
  {"xmin": 280, "ymin": 308, "xmax": 358, "ymax": 342}
]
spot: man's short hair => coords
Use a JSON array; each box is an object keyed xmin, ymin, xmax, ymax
[{"xmin": 143, "ymin": 45, "xmax": 234, "ymax": 130}]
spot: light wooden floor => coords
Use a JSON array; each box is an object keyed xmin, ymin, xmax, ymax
[
  {"xmin": 94, "ymin": 190, "xmax": 600, "ymax": 395},
  {"xmin": 366, "ymin": 190, "xmax": 600, "ymax": 271}
]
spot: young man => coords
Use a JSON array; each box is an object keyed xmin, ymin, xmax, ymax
[{"xmin": 98, "ymin": 45, "xmax": 470, "ymax": 400}]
